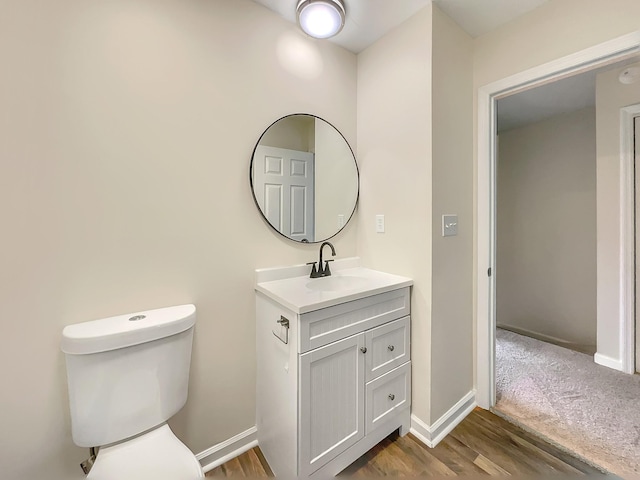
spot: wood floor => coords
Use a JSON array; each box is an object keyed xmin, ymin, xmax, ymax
[{"xmin": 206, "ymin": 408, "xmax": 605, "ymax": 477}]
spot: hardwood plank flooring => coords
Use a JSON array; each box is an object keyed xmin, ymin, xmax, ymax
[
  {"xmin": 206, "ymin": 408, "xmax": 606, "ymax": 477},
  {"xmin": 206, "ymin": 447, "xmax": 274, "ymax": 477}
]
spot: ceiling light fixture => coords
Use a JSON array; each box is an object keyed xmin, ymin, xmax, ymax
[{"xmin": 296, "ymin": 0, "xmax": 346, "ymax": 39}]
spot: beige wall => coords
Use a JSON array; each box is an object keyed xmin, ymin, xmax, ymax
[
  {"xmin": 474, "ymin": 0, "xmax": 640, "ymax": 89},
  {"xmin": 357, "ymin": 4, "xmax": 474, "ymax": 426},
  {"xmin": 430, "ymin": 5, "xmax": 474, "ymax": 422},
  {"xmin": 595, "ymin": 61, "xmax": 640, "ymax": 361},
  {"xmin": 314, "ymin": 118, "xmax": 359, "ymax": 241},
  {"xmin": 473, "ymin": 0, "xmax": 640, "ymax": 380},
  {"xmin": 0, "ymin": 1, "xmax": 357, "ymax": 478},
  {"xmin": 258, "ymin": 115, "xmax": 314, "ymax": 152},
  {"xmin": 497, "ymin": 108, "xmax": 597, "ymax": 347},
  {"xmin": 357, "ymin": 7, "xmax": 433, "ymax": 423},
  {"xmin": 5, "ymin": 1, "xmax": 639, "ymax": 477}
]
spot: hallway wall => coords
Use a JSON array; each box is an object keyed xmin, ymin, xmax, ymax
[
  {"xmin": 496, "ymin": 108, "xmax": 597, "ymax": 349},
  {"xmin": 595, "ymin": 61, "xmax": 640, "ymax": 365}
]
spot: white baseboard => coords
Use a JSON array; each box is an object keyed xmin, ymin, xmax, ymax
[
  {"xmin": 497, "ymin": 324, "xmax": 587, "ymax": 350},
  {"xmin": 195, "ymin": 392, "xmax": 476, "ymax": 471},
  {"xmin": 410, "ymin": 390, "xmax": 476, "ymax": 448},
  {"xmin": 594, "ymin": 352, "xmax": 624, "ymax": 372},
  {"xmin": 196, "ymin": 426, "xmax": 258, "ymax": 473}
]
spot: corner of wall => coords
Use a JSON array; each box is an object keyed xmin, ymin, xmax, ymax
[
  {"xmin": 356, "ymin": 2, "xmax": 434, "ymax": 424},
  {"xmin": 429, "ymin": 1, "xmax": 475, "ymax": 424},
  {"xmin": 197, "ymin": 426, "xmax": 258, "ymax": 473},
  {"xmin": 410, "ymin": 390, "xmax": 476, "ymax": 448}
]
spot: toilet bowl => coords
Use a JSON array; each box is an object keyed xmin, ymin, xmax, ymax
[
  {"xmin": 61, "ymin": 304, "xmax": 204, "ymax": 479},
  {"xmin": 87, "ymin": 424, "xmax": 203, "ymax": 480}
]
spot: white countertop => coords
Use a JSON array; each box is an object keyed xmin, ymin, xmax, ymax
[{"xmin": 255, "ymin": 258, "xmax": 413, "ymax": 314}]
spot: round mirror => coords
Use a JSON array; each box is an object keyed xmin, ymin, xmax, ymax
[{"xmin": 250, "ymin": 114, "xmax": 359, "ymax": 243}]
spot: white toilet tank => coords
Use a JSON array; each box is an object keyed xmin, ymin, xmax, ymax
[{"xmin": 61, "ymin": 304, "xmax": 196, "ymax": 448}]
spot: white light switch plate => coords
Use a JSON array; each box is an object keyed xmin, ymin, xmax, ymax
[
  {"xmin": 442, "ymin": 214, "xmax": 458, "ymax": 236},
  {"xmin": 376, "ymin": 215, "xmax": 385, "ymax": 233}
]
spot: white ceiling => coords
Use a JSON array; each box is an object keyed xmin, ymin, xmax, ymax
[
  {"xmin": 497, "ymin": 56, "xmax": 640, "ymax": 132},
  {"xmin": 432, "ymin": 0, "xmax": 548, "ymax": 38},
  {"xmin": 251, "ymin": 0, "xmax": 549, "ymax": 53},
  {"xmin": 251, "ymin": 0, "xmax": 637, "ymax": 131},
  {"xmin": 251, "ymin": 0, "xmax": 430, "ymax": 53},
  {"xmin": 497, "ymin": 71, "xmax": 597, "ymax": 132}
]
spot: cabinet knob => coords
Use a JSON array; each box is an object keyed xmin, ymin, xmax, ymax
[
  {"xmin": 388, "ymin": 345, "xmax": 395, "ymax": 351},
  {"xmin": 360, "ymin": 347, "xmax": 367, "ymax": 354},
  {"xmin": 388, "ymin": 394, "xmax": 395, "ymax": 401}
]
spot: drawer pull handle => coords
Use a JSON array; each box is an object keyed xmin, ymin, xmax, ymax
[
  {"xmin": 360, "ymin": 347, "xmax": 367, "ymax": 354},
  {"xmin": 388, "ymin": 394, "xmax": 395, "ymax": 401},
  {"xmin": 388, "ymin": 345, "xmax": 395, "ymax": 351}
]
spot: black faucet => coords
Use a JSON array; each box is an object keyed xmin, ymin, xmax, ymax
[{"xmin": 307, "ymin": 241, "xmax": 336, "ymax": 278}]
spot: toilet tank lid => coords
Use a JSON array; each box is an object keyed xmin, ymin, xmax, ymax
[{"xmin": 61, "ymin": 304, "xmax": 196, "ymax": 355}]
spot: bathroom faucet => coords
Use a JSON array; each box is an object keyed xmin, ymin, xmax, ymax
[{"xmin": 307, "ymin": 241, "xmax": 336, "ymax": 278}]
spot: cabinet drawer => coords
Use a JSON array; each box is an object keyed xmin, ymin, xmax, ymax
[
  {"xmin": 364, "ymin": 362, "xmax": 411, "ymax": 435},
  {"xmin": 365, "ymin": 316, "xmax": 410, "ymax": 382},
  {"xmin": 299, "ymin": 287, "xmax": 410, "ymax": 353},
  {"xmin": 365, "ymin": 362, "xmax": 411, "ymax": 435}
]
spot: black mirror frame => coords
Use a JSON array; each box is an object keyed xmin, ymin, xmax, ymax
[{"xmin": 249, "ymin": 113, "xmax": 359, "ymax": 244}]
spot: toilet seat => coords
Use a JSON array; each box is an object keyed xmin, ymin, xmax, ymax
[{"xmin": 87, "ymin": 424, "xmax": 204, "ymax": 480}]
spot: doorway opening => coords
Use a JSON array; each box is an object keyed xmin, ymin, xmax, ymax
[
  {"xmin": 476, "ymin": 31, "xmax": 640, "ymax": 476},
  {"xmin": 476, "ymin": 31, "xmax": 640, "ymax": 407},
  {"xmin": 495, "ymin": 73, "xmax": 599, "ymax": 358}
]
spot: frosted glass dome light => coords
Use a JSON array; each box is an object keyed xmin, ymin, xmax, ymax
[{"xmin": 296, "ymin": 0, "xmax": 346, "ymax": 39}]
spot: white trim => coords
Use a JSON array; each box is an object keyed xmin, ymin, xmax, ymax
[
  {"xmin": 476, "ymin": 86, "xmax": 495, "ymax": 409},
  {"xmin": 594, "ymin": 352, "xmax": 625, "ymax": 371},
  {"xmin": 409, "ymin": 390, "xmax": 476, "ymax": 448},
  {"xmin": 476, "ymin": 31, "xmax": 640, "ymax": 407},
  {"xmin": 498, "ymin": 324, "xmax": 585, "ymax": 350},
  {"xmin": 620, "ymin": 104, "xmax": 640, "ymax": 374},
  {"xmin": 196, "ymin": 426, "xmax": 258, "ymax": 473}
]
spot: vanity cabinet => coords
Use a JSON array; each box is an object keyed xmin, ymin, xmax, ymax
[
  {"xmin": 256, "ymin": 283, "xmax": 411, "ymax": 478},
  {"xmin": 299, "ymin": 333, "xmax": 364, "ymax": 474}
]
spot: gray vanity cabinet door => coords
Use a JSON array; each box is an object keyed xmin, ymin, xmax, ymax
[{"xmin": 299, "ymin": 333, "xmax": 365, "ymax": 477}]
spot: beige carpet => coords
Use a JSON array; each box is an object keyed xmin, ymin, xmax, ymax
[{"xmin": 495, "ymin": 328, "xmax": 640, "ymax": 478}]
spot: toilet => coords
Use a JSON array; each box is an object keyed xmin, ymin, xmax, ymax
[{"xmin": 61, "ymin": 304, "xmax": 204, "ymax": 479}]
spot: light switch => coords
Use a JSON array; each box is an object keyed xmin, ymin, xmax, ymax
[
  {"xmin": 376, "ymin": 215, "xmax": 385, "ymax": 233},
  {"xmin": 442, "ymin": 214, "xmax": 458, "ymax": 236}
]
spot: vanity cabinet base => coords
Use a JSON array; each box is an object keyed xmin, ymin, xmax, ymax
[
  {"xmin": 310, "ymin": 407, "xmax": 410, "ymax": 478},
  {"xmin": 256, "ymin": 287, "xmax": 412, "ymax": 478}
]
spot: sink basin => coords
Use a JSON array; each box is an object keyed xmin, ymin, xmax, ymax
[
  {"xmin": 255, "ymin": 260, "xmax": 413, "ymax": 313},
  {"xmin": 305, "ymin": 275, "xmax": 369, "ymax": 292}
]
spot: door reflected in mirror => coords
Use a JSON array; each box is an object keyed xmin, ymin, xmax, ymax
[{"xmin": 250, "ymin": 114, "xmax": 359, "ymax": 243}]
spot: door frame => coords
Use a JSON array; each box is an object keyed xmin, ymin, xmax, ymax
[
  {"xmin": 624, "ymin": 105, "xmax": 640, "ymax": 373},
  {"xmin": 476, "ymin": 31, "xmax": 640, "ymax": 408}
]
